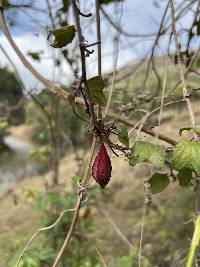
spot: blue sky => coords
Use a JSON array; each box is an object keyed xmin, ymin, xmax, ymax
[{"xmin": 0, "ymin": 0, "xmax": 197, "ymax": 90}]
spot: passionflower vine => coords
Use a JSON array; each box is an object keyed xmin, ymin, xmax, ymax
[{"xmin": 92, "ymin": 143, "xmax": 112, "ymax": 188}]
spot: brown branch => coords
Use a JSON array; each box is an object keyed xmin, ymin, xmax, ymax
[
  {"xmin": 185, "ymin": 0, "xmax": 200, "ymax": 59},
  {"xmin": 45, "ymin": 0, "xmax": 56, "ymax": 29},
  {"xmin": 71, "ymin": 0, "xmax": 98, "ymax": 127},
  {"xmin": 166, "ymin": 48, "xmax": 200, "ymax": 97},
  {"xmin": 95, "ymin": 0, "xmax": 102, "ymax": 77},
  {"xmin": 142, "ymin": 0, "xmax": 197, "ymax": 91},
  {"xmin": 170, "ymin": 0, "xmax": 195, "ymax": 127},
  {"xmin": 113, "ymin": 110, "xmax": 177, "ymax": 146},
  {"xmin": 100, "ymin": 6, "xmax": 164, "ymax": 38},
  {"xmin": 52, "ymin": 137, "xmax": 97, "ymax": 267},
  {"xmin": 96, "ymin": 200, "xmax": 133, "ymax": 249},
  {"xmin": 52, "ymin": 196, "xmax": 82, "ymax": 267},
  {"xmin": 95, "ymin": 0, "xmax": 102, "ymax": 119},
  {"xmin": 142, "ymin": 0, "xmax": 170, "ymax": 90}
]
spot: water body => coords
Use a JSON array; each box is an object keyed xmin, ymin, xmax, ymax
[{"xmin": 0, "ymin": 136, "xmax": 39, "ymax": 197}]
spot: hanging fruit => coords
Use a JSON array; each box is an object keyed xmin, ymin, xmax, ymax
[{"xmin": 92, "ymin": 143, "xmax": 112, "ymax": 188}]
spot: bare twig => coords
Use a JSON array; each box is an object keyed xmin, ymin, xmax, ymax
[
  {"xmin": 103, "ymin": 1, "xmax": 123, "ymax": 118},
  {"xmin": 142, "ymin": 0, "xmax": 170, "ymax": 90},
  {"xmin": 170, "ymin": 0, "xmax": 196, "ymax": 127},
  {"xmin": 155, "ymin": 56, "xmax": 168, "ymax": 142},
  {"xmin": 185, "ymin": 0, "xmax": 200, "ymax": 60},
  {"xmin": 95, "ymin": 0, "xmax": 102, "ymax": 120},
  {"xmin": 71, "ymin": 0, "xmax": 98, "ymax": 127},
  {"xmin": 96, "ymin": 201, "xmax": 133, "ymax": 249},
  {"xmin": 128, "ymin": 98, "xmax": 184, "ymax": 143},
  {"xmin": 51, "ymin": 137, "xmax": 97, "ymax": 267},
  {"xmin": 101, "ymin": 6, "xmax": 164, "ymax": 39},
  {"xmin": 95, "ymin": 0, "xmax": 102, "ymax": 77},
  {"xmin": 138, "ymin": 196, "xmax": 147, "ymax": 267},
  {"xmin": 166, "ymin": 48, "xmax": 200, "ymax": 97},
  {"xmin": 75, "ymin": 232, "xmax": 108, "ymax": 267},
  {"xmin": 16, "ymin": 208, "xmax": 76, "ymax": 267},
  {"xmin": 52, "ymin": 197, "xmax": 82, "ymax": 267}
]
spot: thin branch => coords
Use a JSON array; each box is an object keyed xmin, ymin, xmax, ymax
[
  {"xmin": 101, "ymin": 6, "xmax": 164, "ymax": 38},
  {"xmin": 45, "ymin": 0, "xmax": 56, "ymax": 29},
  {"xmin": 166, "ymin": 48, "xmax": 200, "ymax": 97},
  {"xmin": 96, "ymin": 201, "xmax": 133, "ymax": 249},
  {"xmin": 103, "ymin": 1, "xmax": 123, "ymax": 118},
  {"xmin": 71, "ymin": 0, "xmax": 98, "ymax": 127},
  {"xmin": 95, "ymin": 0, "xmax": 102, "ymax": 119},
  {"xmin": 16, "ymin": 208, "xmax": 76, "ymax": 267},
  {"xmin": 138, "ymin": 196, "xmax": 147, "ymax": 267},
  {"xmin": 75, "ymin": 232, "xmax": 108, "ymax": 267},
  {"xmin": 51, "ymin": 137, "xmax": 97, "ymax": 267},
  {"xmin": 95, "ymin": 0, "xmax": 102, "ymax": 77},
  {"xmin": 142, "ymin": 0, "xmax": 170, "ymax": 90},
  {"xmin": 155, "ymin": 56, "xmax": 168, "ymax": 142},
  {"xmin": 52, "ymin": 197, "xmax": 82, "ymax": 267},
  {"xmin": 138, "ymin": 180, "xmax": 152, "ymax": 267},
  {"xmin": 128, "ymin": 98, "xmax": 184, "ymax": 144},
  {"xmin": 170, "ymin": 0, "xmax": 196, "ymax": 127},
  {"xmin": 185, "ymin": 0, "xmax": 200, "ymax": 59}
]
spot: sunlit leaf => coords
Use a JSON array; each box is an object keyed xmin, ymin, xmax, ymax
[
  {"xmin": 48, "ymin": 25, "xmax": 76, "ymax": 48},
  {"xmin": 129, "ymin": 141, "xmax": 166, "ymax": 167},
  {"xmin": 172, "ymin": 140, "xmax": 200, "ymax": 174},
  {"xmin": 88, "ymin": 76, "xmax": 106, "ymax": 106}
]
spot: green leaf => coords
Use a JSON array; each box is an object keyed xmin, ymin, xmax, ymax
[
  {"xmin": 87, "ymin": 76, "xmax": 106, "ymax": 106},
  {"xmin": 172, "ymin": 140, "xmax": 200, "ymax": 174},
  {"xmin": 117, "ymin": 125, "xmax": 129, "ymax": 147},
  {"xmin": 47, "ymin": 25, "xmax": 76, "ymax": 48},
  {"xmin": 100, "ymin": 0, "xmax": 124, "ymax": 4},
  {"xmin": 178, "ymin": 168, "xmax": 193, "ymax": 187},
  {"xmin": 27, "ymin": 51, "xmax": 43, "ymax": 62},
  {"xmin": 148, "ymin": 173, "xmax": 170, "ymax": 194},
  {"xmin": 179, "ymin": 126, "xmax": 200, "ymax": 136},
  {"xmin": 129, "ymin": 141, "xmax": 166, "ymax": 167}
]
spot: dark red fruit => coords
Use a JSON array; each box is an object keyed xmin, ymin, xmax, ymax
[{"xmin": 92, "ymin": 143, "xmax": 112, "ymax": 188}]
